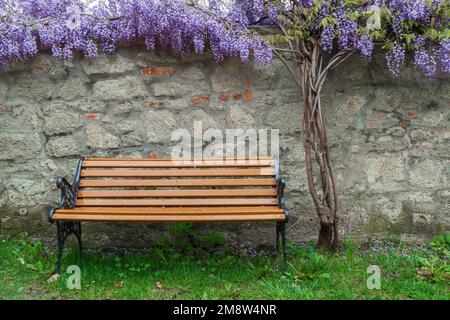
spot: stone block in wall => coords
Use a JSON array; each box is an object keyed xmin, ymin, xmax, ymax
[
  {"xmin": 367, "ymin": 134, "xmax": 409, "ymax": 152},
  {"xmin": 42, "ymin": 102, "xmax": 83, "ymax": 136},
  {"xmin": 151, "ymin": 81, "xmax": 193, "ymax": 98},
  {"xmin": 143, "ymin": 109, "xmax": 178, "ymax": 144},
  {"xmin": 45, "ymin": 135, "xmax": 82, "ymax": 158},
  {"xmin": 281, "ymin": 136, "xmax": 305, "ymax": 163},
  {"xmin": 120, "ymin": 132, "xmax": 144, "ymax": 147},
  {"xmin": 211, "ymin": 59, "xmax": 242, "ymax": 93},
  {"xmin": 372, "ymin": 198, "xmax": 403, "ymax": 223},
  {"xmin": 31, "ymin": 54, "xmax": 68, "ymax": 80},
  {"xmin": 116, "ymin": 119, "xmax": 139, "ymax": 133},
  {"xmin": 86, "ymin": 122, "xmax": 120, "ymax": 150},
  {"xmin": 9, "ymin": 75, "xmax": 54, "ymax": 102},
  {"xmin": 74, "ymin": 98, "xmax": 107, "ymax": 113},
  {"xmin": 228, "ymin": 105, "xmax": 255, "ymax": 128},
  {"xmin": 81, "ymin": 54, "xmax": 135, "ymax": 75},
  {"xmin": 93, "ymin": 76, "xmax": 148, "ymax": 101},
  {"xmin": 183, "ymin": 109, "xmax": 218, "ymax": 132},
  {"xmin": 249, "ymin": 62, "xmax": 277, "ymax": 90},
  {"xmin": 328, "ymin": 93, "xmax": 367, "ymax": 130},
  {"xmin": 266, "ymin": 102, "xmax": 302, "ymax": 134},
  {"xmin": 409, "ymin": 159, "xmax": 444, "ymax": 188},
  {"xmin": 1, "ymin": 178, "xmax": 48, "ymax": 207},
  {"xmin": 282, "ymin": 166, "xmax": 308, "ymax": 193},
  {"xmin": 430, "ymin": 142, "xmax": 450, "ymax": 159},
  {"xmin": 180, "ymin": 67, "xmax": 205, "ymax": 80},
  {"xmin": 365, "ymin": 110, "xmax": 399, "ymax": 130},
  {"xmin": 364, "ymin": 154, "xmax": 406, "ymax": 191},
  {"xmin": 0, "ymin": 80, "xmax": 8, "ymax": 103},
  {"xmin": 0, "ymin": 132, "xmax": 42, "ymax": 160},
  {"xmin": 54, "ymin": 70, "xmax": 90, "ymax": 101},
  {"xmin": 372, "ymin": 87, "xmax": 403, "ymax": 112}
]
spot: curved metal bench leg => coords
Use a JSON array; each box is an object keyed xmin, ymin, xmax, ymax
[
  {"xmin": 56, "ymin": 222, "xmax": 64, "ymax": 274},
  {"xmin": 280, "ymin": 222, "xmax": 287, "ymax": 272},
  {"xmin": 275, "ymin": 222, "xmax": 280, "ymax": 255},
  {"xmin": 55, "ymin": 221, "xmax": 82, "ymax": 274}
]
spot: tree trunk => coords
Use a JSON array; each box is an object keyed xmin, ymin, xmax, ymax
[
  {"xmin": 297, "ymin": 40, "xmax": 343, "ymax": 251},
  {"xmin": 273, "ymin": 40, "xmax": 350, "ymax": 251}
]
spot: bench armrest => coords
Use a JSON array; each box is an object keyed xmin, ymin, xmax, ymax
[
  {"xmin": 56, "ymin": 177, "xmax": 76, "ymax": 209},
  {"xmin": 276, "ymin": 178, "xmax": 286, "ymax": 209},
  {"xmin": 49, "ymin": 177, "xmax": 77, "ymax": 223}
]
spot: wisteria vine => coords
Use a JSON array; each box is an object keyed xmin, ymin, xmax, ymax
[{"xmin": 0, "ymin": 1, "xmax": 448, "ymax": 78}]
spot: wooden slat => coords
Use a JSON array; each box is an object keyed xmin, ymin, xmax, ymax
[
  {"xmin": 77, "ymin": 189, "xmax": 277, "ymax": 198},
  {"xmin": 78, "ymin": 179, "xmax": 277, "ymax": 188},
  {"xmin": 80, "ymin": 168, "xmax": 275, "ymax": 177},
  {"xmin": 52, "ymin": 213, "xmax": 286, "ymax": 222},
  {"xmin": 83, "ymin": 157, "xmax": 274, "ymax": 161},
  {"xmin": 75, "ymin": 198, "xmax": 278, "ymax": 207},
  {"xmin": 82, "ymin": 159, "xmax": 274, "ymax": 168},
  {"xmin": 56, "ymin": 206, "xmax": 283, "ymax": 215}
]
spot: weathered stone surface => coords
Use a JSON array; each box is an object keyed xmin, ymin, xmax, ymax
[
  {"xmin": 282, "ymin": 136, "xmax": 305, "ymax": 163},
  {"xmin": 329, "ymin": 93, "xmax": 367, "ymax": 130},
  {"xmin": 45, "ymin": 135, "xmax": 81, "ymax": 158},
  {"xmin": 86, "ymin": 123, "xmax": 120, "ymax": 149},
  {"xmin": 372, "ymin": 88, "xmax": 402, "ymax": 112},
  {"xmin": 0, "ymin": 80, "xmax": 8, "ymax": 102},
  {"xmin": 250, "ymin": 63, "xmax": 276, "ymax": 90},
  {"xmin": 367, "ymin": 135, "xmax": 409, "ymax": 152},
  {"xmin": 211, "ymin": 59, "xmax": 241, "ymax": 92},
  {"xmin": 2, "ymin": 178, "xmax": 48, "ymax": 207},
  {"xmin": 332, "ymin": 57, "xmax": 368, "ymax": 82},
  {"xmin": 1, "ymin": 49, "xmax": 450, "ymax": 244},
  {"xmin": 74, "ymin": 99, "xmax": 106, "ymax": 113},
  {"xmin": 181, "ymin": 67, "xmax": 205, "ymax": 80},
  {"xmin": 184, "ymin": 109, "xmax": 218, "ymax": 131},
  {"xmin": 0, "ymin": 133, "xmax": 42, "ymax": 160},
  {"xmin": 365, "ymin": 110, "xmax": 399, "ymax": 129},
  {"xmin": 117, "ymin": 119, "xmax": 138, "ymax": 133},
  {"xmin": 81, "ymin": 54, "xmax": 135, "ymax": 75},
  {"xmin": 120, "ymin": 132, "xmax": 144, "ymax": 147},
  {"xmin": 54, "ymin": 71, "xmax": 89, "ymax": 101},
  {"xmin": 364, "ymin": 155, "xmax": 406, "ymax": 190},
  {"xmin": 373, "ymin": 198, "xmax": 402, "ymax": 223},
  {"xmin": 112, "ymin": 101, "xmax": 139, "ymax": 114},
  {"xmin": 42, "ymin": 102, "xmax": 83, "ymax": 136},
  {"xmin": 31, "ymin": 54, "xmax": 68, "ymax": 80},
  {"xmin": 409, "ymin": 160, "xmax": 444, "ymax": 188},
  {"xmin": 151, "ymin": 81, "xmax": 193, "ymax": 97},
  {"xmin": 143, "ymin": 109, "xmax": 178, "ymax": 143},
  {"xmin": 228, "ymin": 105, "xmax": 255, "ymax": 128},
  {"xmin": 93, "ymin": 76, "xmax": 148, "ymax": 100},
  {"xmin": 266, "ymin": 103, "xmax": 302, "ymax": 133},
  {"xmin": 10, "ymin": 75, "xmax": 54, "ymax": 101}
]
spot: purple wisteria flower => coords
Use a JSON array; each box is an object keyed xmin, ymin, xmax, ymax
[{"xmin": 0, "ymin": 0, "xmax": 448, "ymax": 79}]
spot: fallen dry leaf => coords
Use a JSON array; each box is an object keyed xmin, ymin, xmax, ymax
[
  {"xmin": 47, "ymin": 274, "xmax": 60, "ymax": 284},
  {"xmin": 417, "ymin": 268, "xmax": 434, "ymax": 276}
]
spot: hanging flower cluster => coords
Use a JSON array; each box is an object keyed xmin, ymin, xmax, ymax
[
  {"xmin": 0, "ymin": 0, "xmax": 272, "ymax": 69},
  {"xmin": 0, "ymin": 0, "xmax": 449, "ymax": 78},
  {"xmin": 269, "ymin": 0, "xmax": 449, "ymax": 78}
]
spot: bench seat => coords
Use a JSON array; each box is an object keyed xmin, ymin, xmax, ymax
[{"xmin": 49, "ymin": 156, "xmax": 288, "ymax": 273}]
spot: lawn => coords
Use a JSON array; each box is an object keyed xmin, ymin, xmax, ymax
[{"xmin": 0, "ymin": 228, "xmax": 448, "ymax": 300}]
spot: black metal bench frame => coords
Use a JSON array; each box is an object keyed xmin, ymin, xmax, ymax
[{"xmin": 49, "ymin": 157, "xmax": 289, "ymax": 274}]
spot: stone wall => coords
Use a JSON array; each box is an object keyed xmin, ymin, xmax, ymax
[{"xmin": 0, "ymin": 47, "xmax": 449, "ymax": 248}]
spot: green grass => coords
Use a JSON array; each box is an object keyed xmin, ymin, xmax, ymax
[{"xmin": 0, "ymin": 234, "xmax": 448, "ymax": 300}]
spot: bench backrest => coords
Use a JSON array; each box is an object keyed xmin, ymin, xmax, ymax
[{"xmin": 75, "ymin": 157, "xmax": 279, "ymax": 208}]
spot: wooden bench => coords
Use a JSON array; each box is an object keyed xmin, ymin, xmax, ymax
[{"xmin": 49, "ymin": 157, "xmax": 288, "ymax": 273}]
